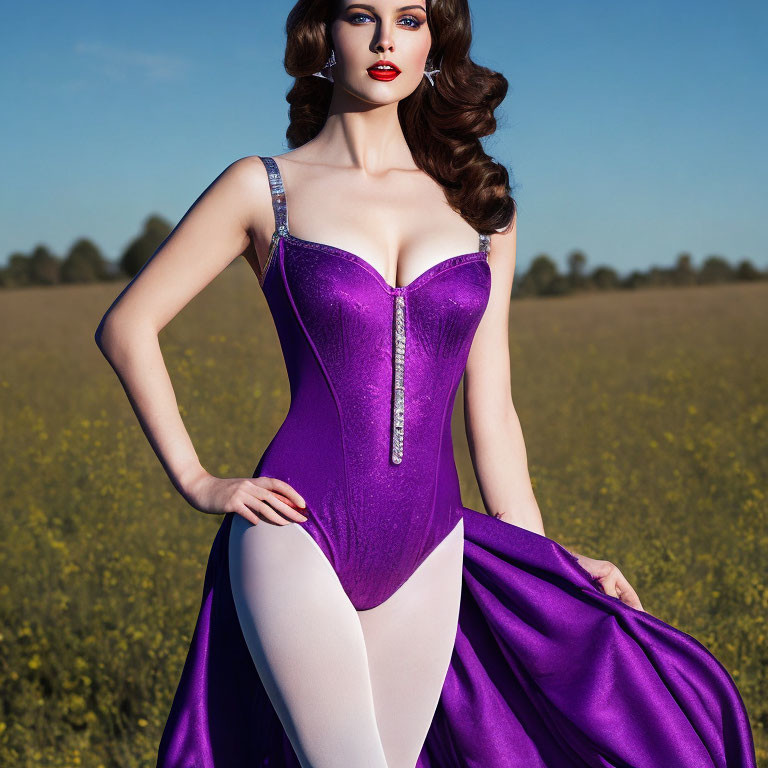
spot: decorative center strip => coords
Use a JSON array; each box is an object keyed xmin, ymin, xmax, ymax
[{"xmin": 391, "ymin": 294, "xmax": 406, "ymax": 464}]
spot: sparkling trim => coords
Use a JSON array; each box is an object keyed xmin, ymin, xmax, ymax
[
  {"xmin": 258, "ymin": 155, "xmax": 486, "ymax": 458},
  {"xmin": 258, "ymin": 157, "xmax": 289, "ymax": 286},
  {"xmin": 391, "ymin": 294, "xmax": 406, "ymax": 464},
  {"xmin": 259, "ymin": 156, "xmax": 289, "ymax": 236}
]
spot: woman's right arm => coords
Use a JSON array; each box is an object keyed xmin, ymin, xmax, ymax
[{"xmin": 94, "ymin": 157, "xmax": 307, "ymax": 525}]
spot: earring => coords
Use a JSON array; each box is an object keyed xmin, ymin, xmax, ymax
[
  {"xmin": 423, "ymin": 57, "xmax": 440, "ymax": 86},
  {"xmin": 312, "ymin": 48, "xmax": 336, "ymax": 82}
]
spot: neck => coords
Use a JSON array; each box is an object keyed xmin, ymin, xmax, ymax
[{"xmin": 306, "ymin": 99, "xmax": 415, "ymax": 175}]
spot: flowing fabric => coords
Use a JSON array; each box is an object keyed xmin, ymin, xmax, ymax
[
  {"xmin": 156, "ymin": 156, "xmax": 757, "ymax": 766},
  {"xmin": 156, "ymin": 508, "xmax": 757, "ymax": 767}
]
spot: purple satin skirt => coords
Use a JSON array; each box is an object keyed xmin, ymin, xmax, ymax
[{"xmin": 155, "ymin": 507, "xmax": 757, "ymax": 767}]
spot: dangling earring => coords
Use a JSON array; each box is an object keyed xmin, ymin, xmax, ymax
[
  {"xmin": 312, "ymin": 48, "xmax": 336, "ymax": 82},
  {"xmin": 423, "ymin": 57, "xmax": 440, "ymax": 86}
]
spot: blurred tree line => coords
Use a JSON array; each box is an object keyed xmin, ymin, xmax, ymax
[
  {"xmin": 2, "ymin": 215, "xmax": 766, "ymax": 295},
  {"xmin": 0, "ymin": 215, "xmax": 201, "ymax": 288},
  {"xmin": 512, "ymin": 249, "xmax": 766, "ymax": 297}
]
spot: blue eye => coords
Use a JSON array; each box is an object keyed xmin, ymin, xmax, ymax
[{"xmin": 348, "ymin": 12, "xmax": 423, "ymax": 28}]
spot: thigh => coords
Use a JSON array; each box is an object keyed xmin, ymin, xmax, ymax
[
  {"xmin": 357, "ymin": 517, "xmax": 464, "ymax": 768},
  {"xmin": 228, "ymin": 514, "xmax": 389, "ymax": 768}
]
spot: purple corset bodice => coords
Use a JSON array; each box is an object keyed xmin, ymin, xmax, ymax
[{"xmin": 253, "ymin": 228, "xmax": 490, "ymax": 609}]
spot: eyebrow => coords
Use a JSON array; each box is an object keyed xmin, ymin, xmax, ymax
[{"xmin": 345, "ymin": 4, "xmax": 427, "ymax": 12}]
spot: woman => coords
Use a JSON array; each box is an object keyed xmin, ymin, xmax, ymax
[{"xmin": 95, "ymin": 1, "xmax": 758, "ymax": 766}]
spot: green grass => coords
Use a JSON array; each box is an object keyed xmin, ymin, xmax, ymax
[{"xmin": 1, "ymin": 260, "xmax": 766, "ymax": 766}]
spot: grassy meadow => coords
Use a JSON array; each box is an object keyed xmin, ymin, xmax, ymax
[{"xmin": 1, "ymin": 258, "xmax": 766, "ymax": 766}]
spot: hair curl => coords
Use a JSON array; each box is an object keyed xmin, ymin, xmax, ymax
[{"xmin": 282, "ymin": 0, "xmax": 517, "ymax": 236}]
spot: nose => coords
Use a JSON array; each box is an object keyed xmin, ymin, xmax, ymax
[{"xmin": 372, "ymin": 26, "xmax": 395, "ymax": 54}]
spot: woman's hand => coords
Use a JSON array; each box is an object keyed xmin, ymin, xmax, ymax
[
  {"xmin": 571, "ymin": 552, "xmax": 646, "ymax": 613},
  {"xmin": 184, "ymin": 472, "xmax": 308, "ymax": 526}
]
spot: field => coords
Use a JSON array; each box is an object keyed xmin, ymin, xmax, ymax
[{"xmin": 1, "ymin": 259, "xmax": 766, "ymax": 766}]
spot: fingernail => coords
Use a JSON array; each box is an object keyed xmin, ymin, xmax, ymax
[{"xmin": 299, "ymin": 498, "xmax": 306, "ymax": 508}]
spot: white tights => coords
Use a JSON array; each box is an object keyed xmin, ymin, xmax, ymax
[{"xmin": 228, "ymin": 513, "xmax": 464, "ymax": 768}]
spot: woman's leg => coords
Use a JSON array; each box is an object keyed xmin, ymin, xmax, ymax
[
  {"xmin": 228, "ymin": 513, "xmax": 390, "ymax": 768},
  {"xmin": 357, "ymin": 517, "xmax": 464, "ymax": 768}
]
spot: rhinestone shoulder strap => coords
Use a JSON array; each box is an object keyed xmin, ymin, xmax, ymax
[
  {"xmin": 258, "ymin": 156, "xmax": 289, "ymax": 237},
  {"xmin": 479, "ymin": 232, "xmax": 491, "ymax": 253}
]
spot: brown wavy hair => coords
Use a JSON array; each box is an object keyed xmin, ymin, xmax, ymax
[{"xmin": 282, "ymin": 0, "xmax": 517, "ymax": 237}]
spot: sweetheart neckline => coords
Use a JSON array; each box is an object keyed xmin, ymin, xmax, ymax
[{"xmin": 264, "ymin": 232, "xmax": 488, "ymax": 294}]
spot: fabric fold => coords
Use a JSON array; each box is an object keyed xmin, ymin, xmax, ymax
[
  {"xmin": 156, "ymin": 508, "xmax": 758, "ymax": 768},
  {"xmin": 418, "ymin": 507, "xmax": 757, "ymax": 767}
]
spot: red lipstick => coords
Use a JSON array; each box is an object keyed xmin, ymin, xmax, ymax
[{"xmin": 367, "ymin": 59, "xmax": 401, "ymax": 82}]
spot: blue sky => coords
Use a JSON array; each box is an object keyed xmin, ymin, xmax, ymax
[{"xmin": 1, "ymin": 0, "xmax": 766, "ymax": 275}]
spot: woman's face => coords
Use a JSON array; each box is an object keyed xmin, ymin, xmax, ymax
[{"xmin": 329, "ymin": 1, "xmax": 433, "ymax": 104}]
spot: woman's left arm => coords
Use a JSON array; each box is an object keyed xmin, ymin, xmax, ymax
[
  {"xmin": 463, "ymin": 217, "xmax": 645, "ymax": 612},
  {"xmin": 463, "ymin": 216, "xmax": 544, "ymax": 534}
]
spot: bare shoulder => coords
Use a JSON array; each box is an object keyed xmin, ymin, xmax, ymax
[
  {"xmin": 95, "ymin": 155, "xmax": 282, "ymax": 337},
  {"xmin": 219, "ymin": 155, "xmax": 275, "ymax": 231},
  {"xmin": 273, "ymin": 146, "xmax": 317, "ymax": 166},
  {"xmin": 271, "ymin": 147, "xmax": 336, "ymax": 182},
  {"xmin": 487, "ymin": 210, "xmax": 517, "ymax": 289}
]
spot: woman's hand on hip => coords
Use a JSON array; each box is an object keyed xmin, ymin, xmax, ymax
[{"xmin": 185, "ymin": 472, "xmax": 308, "ymax": 526}]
